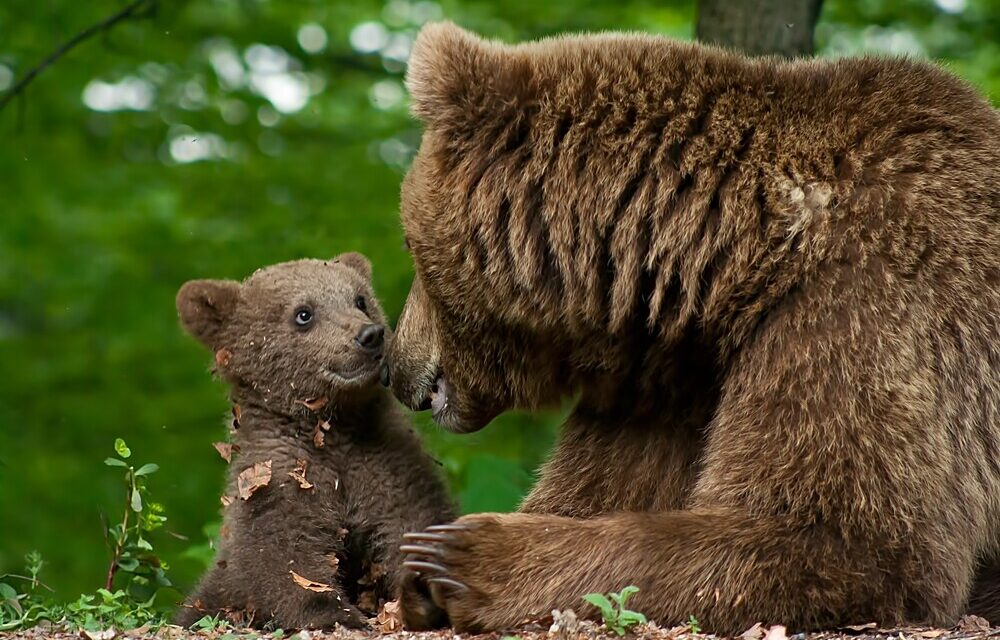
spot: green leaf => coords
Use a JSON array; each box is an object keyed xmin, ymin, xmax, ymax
[
  {"xmin": 114, "ymin": 438, "xmax": 131, "ymax": 459},
  {"xmin": 104, "ymin": 458, "xmax": 128, "ymax": 467},
  {"xmin": 116, "ymin": 557, "xmax": 140, "ymax": 571},
  {"xmin": 619, "ymin": 610, "xmax": 647, "ymax": 625},
  {"xmin": 134, "ymin": 463, "xmax": 159, "ymax": 476},
  {"xmin": 617, "ymin": 585, "xmax": 639, "ymax": 604},
  {"xmin": 135, "ymin": 537, "xmax": 152, "ymax": 551},
  {"xmin": 130, "ymin": 488, "xmax": 143, "ymax": 512},
  {"xmin": 582, "ymin": 593, "xmax": 615, "ymax": 619},
  {"xmin": 0, "ymin": 583, "xmax": 17, "ymax": 601}
]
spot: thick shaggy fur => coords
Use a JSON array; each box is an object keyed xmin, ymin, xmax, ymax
[
  {"xmin": 174, "ymin": 256, "xmax": 453, "ymax": 629},
  {"xmin": 384, "ymin": 23, "xmax": 1000, "ymax": 634}
]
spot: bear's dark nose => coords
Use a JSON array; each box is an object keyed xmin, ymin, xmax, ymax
[{"xmin": 355, "ymin": 323, "xmax": 385, "ymax": 353}]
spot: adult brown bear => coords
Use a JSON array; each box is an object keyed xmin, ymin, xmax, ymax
[{"xmin": 384, "ymin": 22, "xmax": 1000, "ymax": 634}]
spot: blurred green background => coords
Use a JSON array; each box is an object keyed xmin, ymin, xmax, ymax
[{"xmin": 0, "ymin": 0, "xmax": 997, "ymax": 605}]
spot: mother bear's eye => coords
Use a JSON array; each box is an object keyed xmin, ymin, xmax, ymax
[
  {"xmin": 355, "ymin": 295, "xmax": 368, "ymax": 314},
  {"xmin": 294, "ymin": 306, "xmax": 314, "ymax": 328}
]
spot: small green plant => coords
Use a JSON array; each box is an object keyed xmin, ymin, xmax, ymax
[
  {"xmin": 65, "ymin": 588, "xmax": 160, "ymax": 631},
  {"xmin": 688, "ymin": 614, "xmax": 701, "ymax": 634},
  {"xmin": 0, "ymin": 552, "xmax": 52, "ymax": 630},
  {"xmin": 582, "ymin": 586, "xmax": 648, "ymax": 635},
  {"xmin": 1, "ymin": 440, "xmax": 175, "ymax": 632},
  {"xmin": 192, "ymin": 613, "xmax": 231, "ymax": 632},
  {"xmin": 102, "ymin": 438, "xmax": 170, "ymax": 598}
]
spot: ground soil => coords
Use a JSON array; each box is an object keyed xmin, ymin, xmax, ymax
[{"xmin": 4, "ymin": 614, "xmax": 1000, "ymax": 640}]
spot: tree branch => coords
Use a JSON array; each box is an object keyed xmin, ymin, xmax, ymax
[
  {"xmin": 0, "ymin": 0, "xmax": 157, "ymax": 112},
  {"xmin": 696, "ymin": 0, "xmax": 824, "ymax": 57}
]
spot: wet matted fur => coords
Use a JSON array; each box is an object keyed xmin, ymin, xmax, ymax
[
  {"xmin": 383, "ymin": 23, "xmax": 1000, "ymax": 634},
  {"xmin": 174, "ymin": 256, "xmax": 453, "ymax": 629}
]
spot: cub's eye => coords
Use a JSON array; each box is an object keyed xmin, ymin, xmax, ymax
[
  {"xmin": 355, "ymin": 295, "xmax": 368, "ymax": 314},
  {"xmin": 294, "ymin": 307, "xmax": 314, "ymax": 327}
]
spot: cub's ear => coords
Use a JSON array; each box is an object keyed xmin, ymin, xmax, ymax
[
  {"xmin": 406, "ymin": 21, "xmax": 531, "ymax": 129},
  {"xmin": 176, "ymin": 279, "xmax": 240, "ymax": 349},
  {"xmin": 333, "ymin": 252, "xmax": 372, "ymax": 281}
]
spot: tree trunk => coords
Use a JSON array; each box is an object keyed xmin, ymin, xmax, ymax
[{"xmin": 695, "ymin": 0, "xmax": 824, "ymax": 57}]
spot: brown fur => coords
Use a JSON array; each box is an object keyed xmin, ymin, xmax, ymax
[
  {"xmin": 174, "ymin": 256, "xmax": 453, "ymax": 629},
  {"xmin": 384, "ymin": 23, "xmax": 1000, "ymax": 634}
]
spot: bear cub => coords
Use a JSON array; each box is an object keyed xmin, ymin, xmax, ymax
[{"xmin": 173, "ymin": 254, "xmax": 454, "ymax": 629}]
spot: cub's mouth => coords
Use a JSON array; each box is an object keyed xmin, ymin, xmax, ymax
[{"xmin": 320, "ymin": 361, "xmax": 380, "ymax": 388}]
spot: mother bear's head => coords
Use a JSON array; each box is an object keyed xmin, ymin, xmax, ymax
[{"xmin": 382, "ymin": 22, "xmax": 597, "ymax": 432}]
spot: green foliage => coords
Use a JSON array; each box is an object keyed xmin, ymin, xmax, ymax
[
  {"xmin": 64, "ymin": 589, "xmax": 162, "ymax": 631},
  {"xmin": 102, "ymin": 438, "xmax": 172, "ymax": 598},
  {"xmin": 0, "ymin": 0, "xmax": 996, "ymax": 603},
  {"xmin": 191, "ymin": 613, "xmax": 232, "ymax": 632},
  {"xmin": 0, "ymin": 441, "xmax": 175, "ymax": 632},
  {"xmin": 582, "ymin": 586, "xmax": 648, "ymax": 636},
  {"xmin": 688, "ymin": 614, "xmax": 701, "ymax": 634}
]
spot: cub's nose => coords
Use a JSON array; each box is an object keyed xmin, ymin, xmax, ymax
[{"xmin": 355, "ymin": 323, "xmax": 385, "ymax": 353}]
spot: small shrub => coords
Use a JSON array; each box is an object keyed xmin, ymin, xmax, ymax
[{"xmin": 582, "ymin": 586, "xmax": 648, "ymax": 635}]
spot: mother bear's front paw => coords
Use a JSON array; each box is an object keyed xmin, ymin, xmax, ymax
[{"xmin": 400, "ymin": 513, "xmax": 528, "ymax": 631}]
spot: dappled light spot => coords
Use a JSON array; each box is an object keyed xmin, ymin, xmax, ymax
[
  {"xmin": 167, "ymin": 128, "xmax": 230, "ymax": 163},
  {"xmin": 935, "ymin": 0, "xmax": 967, "ymax": 13},
  {"xmin": 297, "ymin": 23, "xmax": 328, "ymax": 54},
  {"xmin": 243, "ymin": 43, "xmax": 315, "ymax": 113},
  {"xmin": 82, "ymin": 76, "xmax": 154, "ymax": 112},
  {"xmin": 0, "ymin": 63, "xmax": 13, "ymax": 92},
  {"xmin": 206, "ymin": 39, "xmax": 246, "ymax": 91},
  {"xmin": 350, "ymin": 21, "xmax": 390, "ymax": 53},
  {"xmin": 370, "ymin": 79, "xmax": 405, "ymax": 110},
  {"xmin": 257, "ymin": 104, "xmax": 280, "ymax": 127}
]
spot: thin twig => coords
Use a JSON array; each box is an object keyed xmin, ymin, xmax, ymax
[
  {"xmin": 104, "ymin": 468, "xmax": 135, "ymax": 591},
  {"xmin": 0, "ymin": 0, "xmax": 157, "ymax": 112}
]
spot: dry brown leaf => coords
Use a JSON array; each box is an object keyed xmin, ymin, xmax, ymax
[
  {"xmin": 326, "ymin": 553, "xmax": 340, "ymax": 570},
  {"xmin": 313, "ymin": 425, "xmax": 325, "ymax": 448},
  {"xmin": 297, "ymin": 397, "xmax": 328, "ymax": 412},
  {"xmin": 918, "ymin": 631, "xmax": 947, "ymax": 638},
  {"xmin": 957, "ymin": 614, "xmax": 991, "ymax": 632},
  {"xmin": 215, "ymin": 348, "xmax": 232, "ymax": 367},
  {"xmin": 740, "ymin": 622, "xmax": 765, "ymax": 639},
  {"xmin": 374, "ymin": 599, "xmax": 402, "ymax": 633},
  {"xmin": 81, "ymin": 629, "xmax": 116, "ymax": 640},
  {"xmin": 336, "ymin": 527, "xmax": 349, "ymax": 541},
  {"xmin": 213, "ymin": 442, "xmax": 233, "ymax": 463},
  {"xmin": 220, "ymin": 495, "xmax": 234, "ymax": 507},
  {"xmin": 231, "ymin": 404, "xmax": 242, "ymax": 430},
  {"xmin": 290, "ymin": 570, "xmax": 334, "ymax": 593},
  {"xmin": 763, "ymin": 625, "xmax": 788, "ymax": 640},
  {"xmin": 288, "ymin": 459, "xmax": 314, "ymax": 490},
  {"xmin": 237, "ymin": 460, "xmax": 272, "ymax": 500},
  {"xmin": 318, "ymin": 419, "xmax": 331, "ymax": 431}
]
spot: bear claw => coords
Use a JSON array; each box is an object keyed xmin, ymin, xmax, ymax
[{"xmin": 403, "ymin": 560, "xmax": 449, "ymax": 575}]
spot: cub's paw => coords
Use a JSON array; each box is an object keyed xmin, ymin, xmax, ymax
[
  {"xmin": 399, "ymin": 514, "xmax": 524, "ymax": 631},
  {"xmin": 397, "ymin": 568, "xmax": 449, "ymax": 629}
]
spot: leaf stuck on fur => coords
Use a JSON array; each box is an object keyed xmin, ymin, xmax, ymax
[
  {"xmin": 213, "ymin": 442, "xmax": 234, "ymax": 463},
  {"xmin": 290, "ymin": 571, "xmax": 334, "ymax": 593},
  {"xmin": 237, "ymin": 460, "xmax": 272, "ymax": 500},
  {"xmin": 288, "ymin": 459, "xmax": 313, "ymax": 489},
  {"xmin": 215, "ymin": 348, "xmax": 232, "ymax": 367},
  {"xmin": 297, "ymin": 397, "xmax": 328, "ymax": 412}
]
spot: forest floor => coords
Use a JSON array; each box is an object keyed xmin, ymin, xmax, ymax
[{"xmin": 3, "ymin": 613, "xmax": 1000, "ymax": 640}]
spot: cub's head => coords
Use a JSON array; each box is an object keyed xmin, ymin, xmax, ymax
[{"xmin": 177, "ymin": 254, "xmax": 388, "ymax": 410}]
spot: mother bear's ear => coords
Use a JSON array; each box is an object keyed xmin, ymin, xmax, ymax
[
  {"xmin": 176, "ymin": 279, "xmax": 240, "ymax": 350},
  {"xmin": 406, "ymin": 21, "xmax": 532, "ymax": 130}
]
